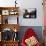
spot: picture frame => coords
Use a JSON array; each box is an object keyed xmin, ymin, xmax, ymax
[
  {"xmin": 2, "ymin": 16, "xmax": 18, "ymax": 24},
  {"xmin": 2, "ymin": 10, "xmax": 9, "ymax": 15},
  {"xmin": 23, "ymin": 8, "xmax": 37, "ymax": 18},
  {"xmin": 9, "ymin": 10, "xmax": 18, "ymax": 15}
]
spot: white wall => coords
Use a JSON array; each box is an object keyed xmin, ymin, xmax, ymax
[
  {"xmin": 18, "ymin": 0, "xmax": 44, "ymax": 26},
  {"xmin": 0, "ymin": 0, "xmax": 44, "ymax": 26},
  {"xmin": 0, "ymin": 0, "xmax": 15, "ymax": 7}
]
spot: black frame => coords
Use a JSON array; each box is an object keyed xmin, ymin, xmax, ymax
[{"xmin": 23, "ymin": 8, "xmax": 37, "ymax": 18}]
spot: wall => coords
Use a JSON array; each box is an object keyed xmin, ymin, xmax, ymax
[
  {"xmin": 0, "ymin": 0, "xmax": 15, "ymax": 7},
  {"xmin": 18, "ymin": 0, "xmax": 44, "ymax": 26},
  {"xmin": 0, "ymin": 0, "xmax": 44, "ymax": 26}
]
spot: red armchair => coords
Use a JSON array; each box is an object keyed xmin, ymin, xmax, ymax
[{"xmin": 21, "ymin": 28, "xmax": 41, "ymax": 46}]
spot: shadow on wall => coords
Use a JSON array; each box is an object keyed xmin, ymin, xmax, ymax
[{"xmin": 18, "ymin": 26, "xmax": 43, "ymax": 44}]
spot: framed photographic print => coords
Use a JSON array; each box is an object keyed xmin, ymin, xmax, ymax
[
  {"xmin": 23, "ymin": 8, "xmax": 37, "ymax": 18},
  {"xmin": 9, "ymin": 10, "xmax": 18, "ymax": 15},
  {"xmin": 2, "ymin": 10, "xmax": 9, "ymax": 15}
]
